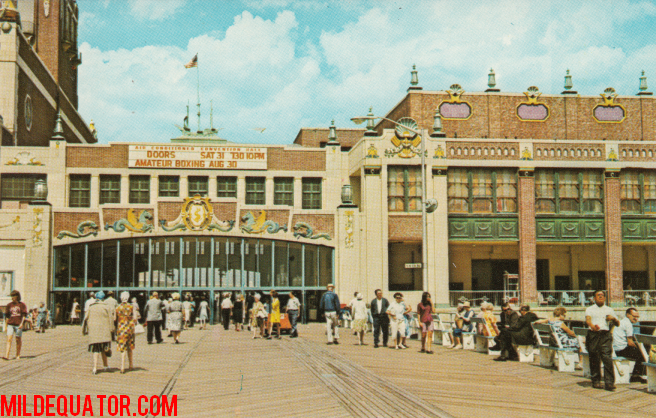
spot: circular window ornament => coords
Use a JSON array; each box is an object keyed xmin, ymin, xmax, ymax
[{"xmin": 25, "ymin": 95, "xmax": 33, "ymax": 131}]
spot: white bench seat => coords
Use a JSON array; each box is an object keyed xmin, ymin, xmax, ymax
[
  {"xmin": 574, "ymin": 327, "xmax": 635, "ymax": 384},
  {"xmin": 635, "ymin": 334, "xmax": 656, "ymax": 392},
  {"xmin": 471, "ymin": 317, "xmax": 500, "ymax": 355},
  {"xmin": 533, "ymin": 323, "xmax": 578, "ymax": 372}
]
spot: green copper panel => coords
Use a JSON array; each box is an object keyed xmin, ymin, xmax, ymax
[
  {"xmin": 448, "ymin": 217, "xmax": 518, "ymax": 240},
  {"xmin": 622, "ymin": 219, "xmax": 656, "ymax": 240},
  {"xmin": 536, "ymin": 218, "xmax": 605, "ymax": 241}
]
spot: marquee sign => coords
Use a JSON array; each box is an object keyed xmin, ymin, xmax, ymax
[
  {"xmin": 516, "ymin": 86, "xmax": 550, "ymax": 122},
  {"xmin": 128, "ymin": 145, "xmax": 267, "ymax": 169},
  {"xmin": 593, "ymin": 87, "xmax": 626, "ymax": 123}
]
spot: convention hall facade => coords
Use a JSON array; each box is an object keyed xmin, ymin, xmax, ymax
[{"xmin": 2, "ymin": 0, "xmax": 656, "ymax": 322}]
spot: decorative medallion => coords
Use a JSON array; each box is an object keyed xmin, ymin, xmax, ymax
[
  {"xmin": 160, "ymin": 195, "xmax": 235, "ymax": 232},
  {"xmin": 521, "ymin": 147, "xmax": 533, "ymax": 160},
  {"xmin": 24, "ymin": 94, "xmax": 33, "ymax": 131},
  {"xmin": 5, "ymin": 151, "xmax": 44, "ymax": 166},
  {"xmin": 516, "ymin": 86, "xmax": 550, "ymax": 122},
  {"xmin": 293, "ymin": 222, "xmax": 331, "ymax": 240},
  {"xmin": 593, "ymin": 87, "xmax": 626, "ymax": 123},
  {"xmin": 105, "ymin": 209, "xmax": 154, "ymax": 233},
  {"xmin": 386, "ymin": 117, "xmax": 421, "ymax": 158},
  {"xmin": 366, "ymin": 144, "xmax": 379, "ymax": 158},
  {"xmin": 240, "ymin": 210, "xmax": 287, "ymax": 234},
  {"xmin": 345, "ymin": 211, "xmax": 354, "ymax": 248},
  {"xmin": 57, "ymin": 221, "xmax": 99, "ymax": 239},
  {"xmin": 433, "ymin": 144, "xmax": 446, "ymax": 159},
  {"xmin": 607, "ymin": 148, "xmax": 619, "ymax": 162},
  {"xmin": 438, "ymin": 84, "xmax": 472, "ymax": 120}
]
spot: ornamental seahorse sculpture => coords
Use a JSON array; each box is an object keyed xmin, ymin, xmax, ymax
[
  {"xmin": 105, "ymin": 209, "xmax": 154, "ymax": 233},
  {"xmin": 240, "ymin": 211, "xmax": 287, "ymax": 234},
  {"xmin": 208, "ymin": 219, "xmax": 235, "ymax": 232},
  {"xmin": 293, "ymin": 222, "xmax": 331, "ymax": 240},
  {"xmin": 57, "ymin": 221, "xmax": 99, "ymax": 239}
]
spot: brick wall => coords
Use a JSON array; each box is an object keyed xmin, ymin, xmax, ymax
[
  {"xmin": 267, "ymin": 148, "xmax": 326, "ymax": 171},
  {"xmin": 604, "ymin": 175, "xmax": 624, "ymax": 303},
  {"xmin": 388, "ymin": 215, "xmax": 422, "ymax": 241},
  {"xmin": 102, "ymin": 208, "xmax": 152, "ymax": 227},
  {"xmin": 157, "ymin": 202, "xmax": 182, "ymax": 223},
  {"xmin": 293, "ymin": 128, "xmax": 365, "ymax": 148},
  {"xmin": 380, "ymin": 91, "xmax": 656, "ymax": 141},
  {"xmin": 53, "ymin": 211, "xmax": 100, "ymax": 238},
  {"xmin": 291, "ymin": 214, "xmax": 335, "ymax": 237},
  {"xmin": 16, "ymin": 69, "xmax": 56, "ymax": 146},
  {"xmin": 518, "ymin": 174, "xmax": 537, "ymax": 303},
  {"xmin": 67, "ymin": 144, "xmax": 128, "ymax": 168}
]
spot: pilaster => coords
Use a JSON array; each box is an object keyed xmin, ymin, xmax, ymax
[
  {"xmin": 90, "ymin": 174, "xmax": 99, "ymax": 207},
  {"xmin": 604, "ymin": 170, "xmax": 623, "ymax": 305},
  {"xmin": 431, "ymin": 167, "xmax": 450, "ymax": 306},
  {"xmin": 120, "ymin": 175, "xmax": 129, "ymax": 204},
  {"xmin": 518, "ymin": 169, "xmax": 537, "ymax": 304}
]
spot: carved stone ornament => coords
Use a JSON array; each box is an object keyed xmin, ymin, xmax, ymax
[
  {"xmin": 44, "ymin": 0, "xmax": 50, "ymax": 17},
  {"xmin": 593, "ymin": 87, "xmax": 626, "ymax": 123},
  {"xmin": 439, "ymin": 84, "xmax": 473, "ymax": 120},
  {"xmin": 386, "ymin": 117, "xmax": 421, "ymax": 158},
  {"xmin": 516, "ymin": 86, "xmax": 550, "ymax": 122},
  {"xmin": 105, "ymin": 209, "xmax": 154, "ymax": 233},
  {"xmin": 240, "ymin": 210, "xmax": 286, "ymax": 234},
  {"xmin": 160, "ymin": 195, "xmax": 235, "ymax": 232}
]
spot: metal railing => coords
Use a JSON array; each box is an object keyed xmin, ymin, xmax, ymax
[
  {"xmin": 624, "ymin": 290, "xmax": 656, "ymax": 307},
  {"xmin": 449, "ymin": 291, "xmax": 518, "ymax": 307},
  {"xmin": 538, "ymin": 290, "xmax": 595, "ymax": 307}
]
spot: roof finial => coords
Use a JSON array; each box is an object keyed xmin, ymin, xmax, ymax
[
  {"xmin": 327, "ymin": 119, "xmax": 339, "ymax": 145},
  {"xmin": 408, "ymin": 64, "xmax": 422, "ymax": 92},
  {"xmin": 485, "ymin": 68, "xmax": 500, "ymax": 92},
  {"xmin": 562, "ymin": 69, "xmax": 577, "ymax": 95},
  {"xmin": 51, "ymin": 111, "xmax": 65, "ymax": 141},
  {"xmin": 638, "ymin": 70, "xmax": 652, "ymax": 96},
  {"xmin": 431, "ymin": 108, "xmax": 446, "ymax": 138}
]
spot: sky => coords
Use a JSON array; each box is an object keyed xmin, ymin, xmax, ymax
[{"xmin": 76, "ymin": 0, "xmax": 656, "ymax": 145}]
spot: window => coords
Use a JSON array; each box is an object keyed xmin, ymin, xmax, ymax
[
  {"xmin": 245, "ymin": 177, "xmax": 265, "ymax": 205},
  {"xmin": 159, "ymin": 176, "xmax": 179, "ymax": 197},
  {"xmin": 535, "ymin": 170, "xmax": 603, "ymax": 214},
  {"xmin": 188, "ymin": 176, "xmax": 208, "ymax": 196},
  {"xmin": 447, "ymin": 169, "xmax": 517, "ymax": 214},
  {"xmin": 387, "ymin": 166, "xmax": 421, "ymax": 212},
  {"xmin": 99, "ymin": 175, "xmax": 120, "ymax": 204},
  {"xmin": 69, "ymin": 174, "xmax": 91, "ymax": 208},
  {"xmin": 217, "ymin": 176, "xmax": 237, "ymax": 198},
  {"xmin": 274, "ymin": 177, "xmax": 294, "ymax": 206},
  {"xmin": 621, "ymin": 171, "xmax": 656, "ymax": 214},
  {"xmin": 129, "ymin": 175, "xmax": 150, "ymax": 204},
  {"xmin": 0, "ymin": 174, "xmax": 46, "ymax": 201},
  {"xmin": 302, "ymin": 178, "xmax": 322, "ymax": 209}
]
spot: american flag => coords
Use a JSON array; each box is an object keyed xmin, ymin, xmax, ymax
[{"xmin": 184, "ymin": 54, "xmax": 198, "ymax": 69}]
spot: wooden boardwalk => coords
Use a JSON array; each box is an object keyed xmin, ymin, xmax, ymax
[{"xmin": 0, "ymin": 323, "xmax": 654, "ymax": 417}]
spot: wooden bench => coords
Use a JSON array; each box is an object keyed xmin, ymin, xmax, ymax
[
  {"xmin": 532, "ymin": 323, "xmax": 578, "ymax": 372},
  {"xmin": 574, "ymin": 327, "xmax": 635, "ymax": 384},
  {"xmin": 432, "ymin": 314, "xmax": 453, "ymax": 346},
  {"xmin": 635, "ymin": 334, "xmax": 656, "ymax": 392},
  {"xmin": 471, "ymin": 317, "xmax": 500, "ymax": 355}
]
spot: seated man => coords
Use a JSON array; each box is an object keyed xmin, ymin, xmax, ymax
[
  {"xmin": 494, "ymin": 304, "xmax": 538, "ymax": 361},
  {"xmin": 613, "ymin": 308, "xmax": 646, "ymax": 383}
]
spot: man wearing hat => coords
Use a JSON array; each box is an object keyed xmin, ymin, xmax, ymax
[
  {"xmin": 319, "ymin": 284, "xmax": 341, "ymax": 345},
  {"xmin": 4, "ymin": 290, "xmax": 28, "ymax": 360}
]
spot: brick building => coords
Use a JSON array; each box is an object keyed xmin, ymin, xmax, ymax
[{"xmin": 2, "ymin": 1, "xmax": 656, "ymax": 322}]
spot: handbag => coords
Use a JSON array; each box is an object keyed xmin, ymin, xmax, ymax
[{"xmin": 134, "ymin": 322, "xmax": 145, "ymax": 334}]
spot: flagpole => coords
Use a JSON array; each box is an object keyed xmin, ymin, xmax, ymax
[{"xmin": 196, "ymin": 53, "xmax": 201, "ymax": 132}]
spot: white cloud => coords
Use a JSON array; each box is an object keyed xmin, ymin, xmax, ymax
[{"xmin": 127, "ymin": 0, "xmax": 186, "ymax": 21}]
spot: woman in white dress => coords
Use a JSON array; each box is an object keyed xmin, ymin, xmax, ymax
[
  {"xmin": 351, "ymin": 293, "xmax": 369, "ymax": 345},
  {"xmin": 70, "ymin": 298, "xmax": 80, "ymax": 325},
  {"xmin": 182, "ymin": 296, "xmax": 192, "ymax": 329},
  {"xmin": 198, "ymin": 298, "xmax": 209, "ymax": 330}
]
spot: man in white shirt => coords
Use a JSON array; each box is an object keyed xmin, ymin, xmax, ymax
[
  {"xmin": 286, "ymin": 292, "xmax": 302, "ymax": 338},
  {"xmin": 585, "ymin": 290, "xmax": 620, "ymax": 391},
  {"xmin": 613, "ymin": 308, "xmax": 646, "ymax": 383}
]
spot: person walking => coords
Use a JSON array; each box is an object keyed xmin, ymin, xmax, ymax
[
  {"xmin": 319, "ymin": 284, "xmax": 341, "ymax": 345},
  {"xmin": 585, "ymin": 290, "xmax": 619, "ymax": 391},
  {"xmin": 286, "ymin": 291, "xmax": 301, "ymax": 338},
  {"xmin": 267, "ymin": 290, "xmax": 281, "ymax": 339},
  {"xmin": 35, "ymin": 302, "xmax": 48, "ymax": 333},
  {"xmin": 417, "ymin": 292, "xmax": 435, "ymax": 354},
  {"xmin": 105, "ymin": 291, "xmax": 118, "ymax": 318},
  {"xmin": 143, "ymin": 292, "xmax": 164, "ymax": 344},
  {"xmin": 370, "ymin": 289, "xmax": 390, "ymax": 348},
  {"xmin": 220, "ymin": 293, "xmax": 233, "ymax": 331},
  {"xmin": 167, "ymin": 293, "xmax": 184, "ymax": 344},
  {"xmin": 84, "ymin": 291, "xmax": 113, "ymax": 375},
  {"xmin": 251, "ymin": 294, "xmax": 267, "ymax": 339},
  {"xmin": 387, "ymin": 293, "xmax": 411, "ymax": 349},
  {"xmin": 182, "ymin": 295, "xmax": 193, "ymax": 329},
  {"xmin": 70, "ymin": 298, "xmax": 80, "ymax": 325},
  {"xmin": 233, "ymin": 294, "xmax": 244, "ymax": 332},
  {"xmin": 3, "ymin": 290, "xmax": 27, "ymax": 360},
  {"xmin": 131, "ymin": 297, "xmax": 141, "ymax": 323},
  {"xmin": 198, "ymin": 298, "xmax": 209, "ymax": 330},
  {"xmin": 351, "ymin": 293, "xmax": 369, "ymax": 345},
  {"xmin": 116, "ymin": 292, "xmax": 137, "ymax": 374}
]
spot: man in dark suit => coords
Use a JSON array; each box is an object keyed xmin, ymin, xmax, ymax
[{"xmin": 370, "ymin": 289, "xmax": 390, "ymax": 348}]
